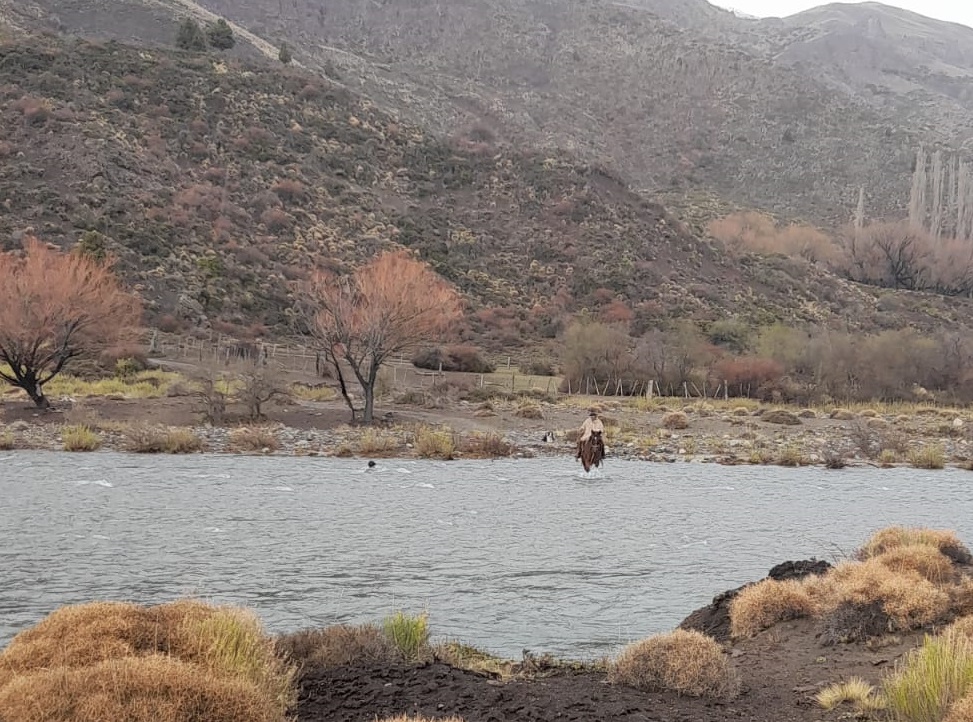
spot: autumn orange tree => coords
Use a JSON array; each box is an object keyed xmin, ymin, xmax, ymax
[
  {"xmin": 0, "ymin": 236, "xmax": 142, "ymax": 408},
  {"xmin": 305, "ymin": 250, "xmax": 463, "ymax": 423}
]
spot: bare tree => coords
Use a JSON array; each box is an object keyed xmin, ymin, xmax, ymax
[
  {"xmin": 0, "ymin": 236, "xmax": 141, "ymax": 407},
  {"xmin": 304, "ymin": 251, "xmax": 462, "ymax": 423},
  {"xmin": 237, "ymin": 361, "xmax": 290, "ymax": 421}
]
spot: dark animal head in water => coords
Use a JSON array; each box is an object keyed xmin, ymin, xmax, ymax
[{"xmin": 367, "ymin": 460, "xmax": 376, "ymax": 468}]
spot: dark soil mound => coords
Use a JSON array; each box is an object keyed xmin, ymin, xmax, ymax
[
  {"xmin": 679, "ymin": 560, "xmax": 832, "ymax": 642},
  {"xmin": 297, "ymin": 662, "xmax": 751, "ymax": 722},
  {"xmin": 768, "ymin": 560, "xmax": 832, "ymax": 581}
]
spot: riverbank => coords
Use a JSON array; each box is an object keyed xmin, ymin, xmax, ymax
[
  {"xmin": 4, "ymin": 526, "xmax": 973, "ymax": 722},
  {"xmin": 2, "ymin": 382, "xmax": 973, "ymax": 469}
]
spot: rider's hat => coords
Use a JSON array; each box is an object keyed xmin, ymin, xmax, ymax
[{"xmin": 588, "ymin": 407, "xmax": 599, "ymax": 416}]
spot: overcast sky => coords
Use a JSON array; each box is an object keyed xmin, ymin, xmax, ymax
[{"xmin": 716, "ymin": 1, "xmax": 973, "ymax": 29}]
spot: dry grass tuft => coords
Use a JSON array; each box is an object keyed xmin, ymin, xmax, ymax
[
  {"xmin": 124, "ymin": 425, "xmax": 204, "ymax": 453},
  {"xmin": 514, "ymin": 401, "xmax": 544, "ymax": 419},
  {"xmin": 433, "ymin": 641, "xmax": 510, "ymax": 678},
  {"xmin": 460, "ymin": 432, "xmax": 514, "ymax": 458},
  {"xmin": 661, "ymin": 411, "xmax": 690, "ymax": 430},
  {"xmin": 729, "ymin": 579, "xmax": 817, "ymax": 638},
  {"xmin": 357, "ymin": 428, "xmax": 400, "ymax": 456},
  {"xmin": 414, "ymin": 426, "xmax": 456, "ymax": 459},
  {"xmin": 815, "ymin": 676, "xmax": 884, "ymax": 712},
  {"xmin": 860, "ymin": 527, "xmax": 972, "ymax": 565},
  {"xmin": 825, "ymin": 560, "xmax": 952, "ymax": 631},
  {"xmin": 876, "ymin": 544, "xmax": 955, "ymax": 585},
  {"xmin": 0, "ymin": 655, "xmax": 282, "ymax": 722},
  {"xmin": 62, "ymin": 424, "xmax": 101, "ymax": 451},
  {"xmin": 229, "ymin": 426, "xmax": 279, "ymax": 453},
  {"xmin": 910, "ymin": 444, "xmax": 946, "ymax": 470},
  {"xmin": 610, "ymin": 629, "xmax": 739, "ymax": 699},
  {"xmin": 0, "ymin": 599, "xmax": 295, "ymax": 722},
  {"xmin": 762, "ymin": 409, "xmax": 802, "ymax": 426},
  {"xmin": 274, "ymin": 624, "xmax": 398, "ymax": 670},
  {"xmin": 0, "ymin": 427, "xmax": 14, "ymax": 450}
]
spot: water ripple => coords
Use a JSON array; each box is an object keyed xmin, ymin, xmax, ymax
[{"xmin": 1, "ymin": 451, "xmax": 971, "ymax": 658}]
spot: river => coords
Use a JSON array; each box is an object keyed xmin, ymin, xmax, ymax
[{"xmin": 1, "ymin": 451, "xmax": 970, "ymax": 658}]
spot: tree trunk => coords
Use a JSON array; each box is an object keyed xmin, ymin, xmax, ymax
[
  {"xmin": 362, "ymin": 383, "xmax": 375, "ymax": 424},
  {"xmin": 24, "ymin": 381, "xmax": 50, "ymax": 409},
  {"xmin": 331, "ymin": 356, "xmax": 358, "ymax": 422}
]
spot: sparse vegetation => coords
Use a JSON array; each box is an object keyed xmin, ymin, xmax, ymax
[
  {"xmin": 382, "ymin": 612, "xmax": 430, "ymax": 661},
  {"xmin": 414, "ymin": 425, "xmax": 456, "ymax": 460},
  {"xmin": 61, "ymin": 424, "xmax": 101, "ymax": 452},
  {"xmin": 124, "ymin": 425, "xmax": 204, "ymax": 454},
  {"xmin": 910, "ymin": 444, "xmax": 946, "ymax": 470},
  {"xmin": 229, "ymin": 426, "xmax": 279, "ymax": 453},
  {"xmin": 815, "ymin": 677, "xmax": 884, "ymax": 713}
]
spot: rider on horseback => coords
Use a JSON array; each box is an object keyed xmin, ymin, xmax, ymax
[{"xmin": 576, "ymin": 407, "xmax": 605, "ymax": 459}]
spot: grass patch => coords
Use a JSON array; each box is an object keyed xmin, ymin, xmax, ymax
[
  {"xmin": 0, "ymin": 599, "xmax": 296, "ymax": 722},
  {"xmin": 815, "ymin": 677, "xmax": 884, "ymax": 713},
  {"xmin": 124, "ymin": 425, "xmax": 204, "ymax": 453},
  {"xmin": 882, "ymin": 629, "xmax": 973, "ymax": 722},
  {"xmin": 875, "ymin": 545, "xmax": 954, "ymax": 585},
  {"xmin": 729, "ymin": 579, "xmax": 817, "ymax": 638},
  {"xmin": 358, "ymin": 428, "xmax": 399, "ymax": 456},
  {"xmin": 44, "ymin": 370, "xmax": 182, "ymax": 400},
  {"xmin": 0, "ymin": 655, "xmax": 284, "ymax": 722},
  {"xmin": 777, "ymin": 445, "xmax": 809, "ymax": 467},
  {"xmin": 414, "ymin": 425, "xmax": 456, "ymax": 460},
  {"xmin": 382, "ymin": 612, "xmax": 429, "ymax": 661},
  {"xmin": 909, "ymin": 444, "xmax": 946, "ymax": 469},
  {"xmin": 860, "ymin": 527, "xmax": 972, "ymax": 564},
  {"xmin": 0, "ymin": 428, "xmax": 13, "ymax": 450},
  {"xmin": 229, "ymin": 426, "xmax": 279, "ymax": 453},
  {"xmin": 610, "ymin": 629, "xmax": 739, "ymax": 699},
  {"xmin": 62, "ymin": 424, "xmax": 101, "ymax": 452},
  {"xmin": 514, "ymin": 401, "xmax": 544, "ymax": 419},
  {"xmin": 460, "ymin": 432, "xmax": 514, "ymax": 458},
  {"xmin": 274, "ymin": 624, "xmax": 398, "ymax": 670},
  {"xmin": 290, "ymin": 383, "xmax": 336, "ymax": 402}
]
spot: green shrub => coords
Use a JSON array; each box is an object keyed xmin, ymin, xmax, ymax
[{"xmin": 381, "ymin": 612, "xmax": 429, "ymax": 661}]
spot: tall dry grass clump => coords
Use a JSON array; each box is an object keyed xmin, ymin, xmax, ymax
[
  {"xmin": 0, "ymin": 599, "xmax": 295, "ymax": 722},
  {"xmin": 729, "ymin": 579, "xmax": 818, "ymax": 638},
  {"xmin": 661, "ymin": 411, "xmax": 689, "ymax": 430},
  {"xmin": 882, "ymin": 629, "xmax": 973, "ymax": 722},
  {"xmin": 824, "ymin": 560, "xmax": 952, "ymax": 631},
  {"xmin": 229, "ymin": 426, "xmax": 279, "ymax": 452},
  {"xmin": 0, "ymin": 656, "xmax": 282, "ymax": 722},
  {"xmin": 875, "ymin": 544, "xmax": 955, "ymax": 585},
  {"xmin": 860, "ymin": 526, "xmax": 972, "ymax": 565},
  {"xmin": 414, "ymin": 426, "xmax": 456, "ymax": 460},
  {"xmin": 274, "ymin": 623, "xmax": 398, "ymax": 669},
  {"xmin": 610, "ymin": 629, "xmax": 739, "ymax": 699}
]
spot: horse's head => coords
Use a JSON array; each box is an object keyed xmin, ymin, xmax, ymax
[{"xmin": 591, "ymin": 430, "xmax": 602, "ymax": 439}]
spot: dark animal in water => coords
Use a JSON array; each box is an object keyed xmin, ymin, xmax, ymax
[{"xmin": 578, "ymin": 430, "xmax": 605, "ymax": 473}]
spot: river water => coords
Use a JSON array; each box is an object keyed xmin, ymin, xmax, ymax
[{"xmin": 2, "ymin": 451, "xmax": 971, "ymax": 658}]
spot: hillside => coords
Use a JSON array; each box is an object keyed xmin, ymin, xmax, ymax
[
  {"xmin": 0, "ymin": 0, "xmax": 957, "ymax": 228},
  {"xmin": 6, "ymin": 36, "xmax": 973, "ymax": 349}
]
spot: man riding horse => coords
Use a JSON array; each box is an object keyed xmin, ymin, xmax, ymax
[{"xmin": 576, "ymin": 407, "xmax": 605, "ymax": 463}]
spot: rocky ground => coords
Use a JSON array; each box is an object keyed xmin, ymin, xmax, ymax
[{"xmin": 2, "ymin": 384, "xmax": 972, "ymax": 469}]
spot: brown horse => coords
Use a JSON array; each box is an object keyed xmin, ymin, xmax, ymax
[{"xmin": 578, "ymin": 430, "xmax": 605, "ymax": 473}]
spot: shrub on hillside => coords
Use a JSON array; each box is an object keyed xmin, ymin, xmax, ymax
[
  {"xmin": 859, "ymin": 526, "xmax": 972, "ymax": 565},
  {"xmin": 412, "ymin": 345, "xmax": 495, "ymax": 373},
  {"xmin": 610, "ymin": 629, "xmax": 739, "ymax": 699}
]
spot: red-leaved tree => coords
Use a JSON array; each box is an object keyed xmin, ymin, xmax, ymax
[
  {"xmin": 305, "ymin": 250, "xmax": 463, "ymax": 423},
  {"xmin": 0, "ymin": 236, "xmax": 142, "ymax": 408}
]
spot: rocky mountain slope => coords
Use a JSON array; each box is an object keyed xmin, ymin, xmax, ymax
[
  {"xmin": 3, "ymin": 0, "xmax": 965, "ymax": 228},
  {"xmin": 5, "ymin": 36, "xmax": 973, "ymax": 349}
]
